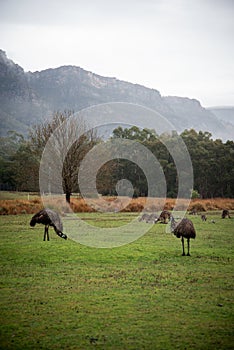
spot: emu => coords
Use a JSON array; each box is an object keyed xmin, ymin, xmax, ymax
[
  {"xmin": 138, "ymin": 213, "xmax": 150, "ymax": 222},
  {"xmin": 189, "ymin": 209, "xmax": 198, "ymax": 215},
  {"xmin": 30, "ymin": 208, "xmax": 67, "ymax": 241},
  {"xmin": 221, "ymin": 210, "xmax": 231, "ymax": 219},
  {"xmin": 170, "ymin": 216, "xmax": 196, "ymax": 256},
  {"xmin": 156, "ymin": 210, "xmax": 171, "ymax": 224},
  {"xmin": 138, "ymin": 213, "xmax": 158, "ymax": 223},
  {"xmin": 146, "ymin": 213, "xmax": 158, "ymax": 223},
  {"xmin": 201, "ymin": 214, "xmax": 207, "ymax": 221}
]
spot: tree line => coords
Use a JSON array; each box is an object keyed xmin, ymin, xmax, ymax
[{"xmin": 0, "ymin": 111, "xmax": 233, "ymax": 199}]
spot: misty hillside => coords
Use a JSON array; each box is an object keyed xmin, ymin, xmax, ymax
[
  {"xmin": 0, "ymin": 49, "xmax": 233, "ymax": 140},
  {"xmin": 208, "ymin": 107, "xmax": 234, "ymax": 123}
]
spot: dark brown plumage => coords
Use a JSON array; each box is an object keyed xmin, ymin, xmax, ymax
[
  {"xmin": 221, "ymin": 209, "xmax": 231, "ymax": 219},
  {"xmin": 201, "ymin": 214, "xmax": 207, "ymax": 221},
  {"xmin": 156, "ymin": 210, "xmax": 171, "ymax": 224},
  {"xmin": 189, "ymin": 209, "xmax": 198, "ymax": 215},
  {"xmin": 170, "ymin": 217, "xmax": 196, "ymax": 256},
  {"xmin": 30, "ymin": 208, "xmax": 67, "ymax": 241}
]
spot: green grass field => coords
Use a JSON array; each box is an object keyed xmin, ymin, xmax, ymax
[
  {"xmin": 0, "ymin": 191, "xmax": 40, "ymax": 200},
  {"xmin": 0, "ymin": 212, "xmax": 233, "ymax": 349}
]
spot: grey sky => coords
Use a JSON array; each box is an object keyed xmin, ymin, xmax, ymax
[{"xmin": 0, "ymin": 0, "xmax": 233, "ymax": 107}]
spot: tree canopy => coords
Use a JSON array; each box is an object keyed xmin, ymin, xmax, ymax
[{"xmin": 0, "ymin": 122, "xmax": 233, "ymax": 199}]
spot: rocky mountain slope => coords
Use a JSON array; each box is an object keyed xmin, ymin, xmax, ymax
[
  {"xmin": 0, "ymin": 49, "xmax": 233, "ymax": 140},
  {"xmin": 208, "ymin": 106, "xmax": 234, "ymax": 123}
]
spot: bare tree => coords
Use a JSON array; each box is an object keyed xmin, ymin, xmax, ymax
[{"xmin": 29, "ymin": 111, "xmax": 98, "ymax": 203}]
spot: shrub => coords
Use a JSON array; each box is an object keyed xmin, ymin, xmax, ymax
[
  {"xmin": 191, "ymin": 189, "xmax": 200, "ymax": 199},
  {"xmin": 189, "ymin": 202, "xmax": 206, "ymax": 212},
  {"xmin": 0, "ymin": 207, "xmax": 8, "ymax": 215},
  {"xmin": 123, "ymin": 202, "xmax": 144, "ymax": 212}
]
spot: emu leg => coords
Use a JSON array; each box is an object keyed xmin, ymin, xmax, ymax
[
  {"xmin": 44, "ymin": 225, "xmax": 49, "ymax": 241},
  {"xmin": 187, "ymin": 238, "xmax": 190, "ymax": 256},
  {"xmin": 181, "ymin": 237, "xmax": 185, "ymax": 256}
]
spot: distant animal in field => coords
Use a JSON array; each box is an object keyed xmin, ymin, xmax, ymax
[
  {"xmin": 146, "ymin": 213, "xmax": 158, "ymax": 223},
  {"xmin": 201, "ymin": 214, "xmax": 207, "ymax": 221},
  {"xmin": 189, "ymin": 209, "xmax": 198, "ymax": 215},
  {"xmin": 30, "ymin": 208, "xmax": 67, "ymax": 241},
  {"xmin": 221, "ymin": 210, "xmax": 231, "ymax": 219},
  {"xmin": 211, "ymin": 219, "xmax": 216, "ymax": 224},
  {"xmin": 138, "ymin": 213, "xmax": 158, "ymax": 223},
  {"xmin": 138, "ymin": 213, "xmax": 150, "ymax": 222},
  {"xmin": 156, "ymin": 210, "xmax": 171, "ymax": 224},
  {"xmin": 170, "ymin": 216, "xmax": 196, "ymax": 256}
]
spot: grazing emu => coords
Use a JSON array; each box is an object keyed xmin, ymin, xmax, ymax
[
  {"xmin": 189, "ymin": 209, "xmax": 198, "ymax": 215},
  {"xmin": 146, "ymin": 213, "xmax": 158, "ymax": 223},
  {"xmin": 30, "ymin": 208, "xmax": 67, "ymax": 241},
  {"xmin": 156, "ymin": 210, "xmax": 171, "ymax": 224},
  {"xmin": 221, "ymin": 209, "xmax": 231, "ymax": 219},
  {"xmin": 138, "ymin": 213, "xmax": 150, "ymax": 222},
  {"xmin": 170, "ymin": 216, "xmax": 196, "ymax": 256},
  {"xmin": 201, "ymin": 214, "xmax": 207, "ymax": 221},
  {"xmin": 138, "ymin": 213, "xmax": 158, "ymax": 223}
]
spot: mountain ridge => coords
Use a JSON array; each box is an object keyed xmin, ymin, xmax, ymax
[{"xmin": 0, "ymin": 49, "xmax": 233, "ymax": 140}]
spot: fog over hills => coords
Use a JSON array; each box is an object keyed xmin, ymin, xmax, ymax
[
  {"xmin": 208, "ymin": 106, "xmax": 234, "ymax": 124},
  {"xmin": 0, "ymin": 49, "xmax": 233, "ymax": 140}
]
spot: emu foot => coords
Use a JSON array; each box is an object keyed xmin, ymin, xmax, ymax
[
  {"xmin": 182, "ymin": 253, "xmax": 186, "ymax": 256},
  {"xmin": 187, "ymin": 253, "xmax": 191, "ymax": 256}
]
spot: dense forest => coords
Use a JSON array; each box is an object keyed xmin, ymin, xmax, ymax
[{"xmin": 0, "ymin": 112, "xmax": 233, "ymax": 199}]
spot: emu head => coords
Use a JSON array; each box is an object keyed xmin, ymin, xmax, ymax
[
  {"xmin": 61, "ymin": 233, "xmax": 67, "ymax": 240},
  {"xmin": 53, "ymin": 226, "xmax": 67, "ymax": 240},
  {"xmin": 30, "ymin": 218, "xmax": 36, "ymax": 227}
]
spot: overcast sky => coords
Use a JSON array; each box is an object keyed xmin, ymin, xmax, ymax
[{"xmin": 0, "ymin": 0, "xmax": 233, "ymax": 107}]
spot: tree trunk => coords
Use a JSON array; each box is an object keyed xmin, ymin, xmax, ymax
[{"xmin": 66, "ymin": 192, "xmax": 71, "ymax": 203}]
